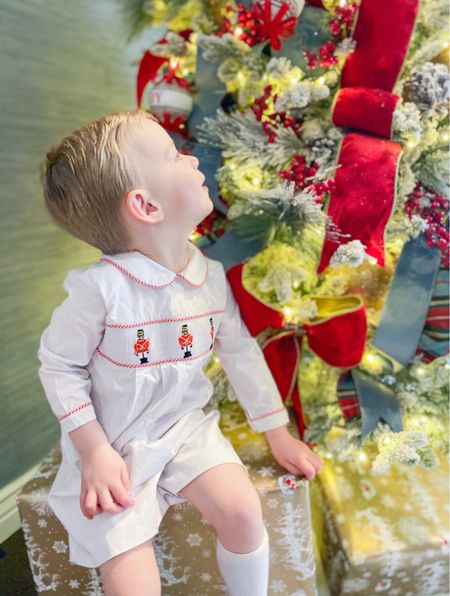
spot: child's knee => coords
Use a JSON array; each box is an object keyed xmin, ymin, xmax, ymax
[{"xmin": 218, "ymin": 494, "xmax": 263, "ymax": 533}]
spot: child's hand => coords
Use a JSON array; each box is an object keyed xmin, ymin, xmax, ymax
[
  {"xmin": 79, "ymin": 443, "xmax": 135, "ymax": 520},
  {"xmin": 265, "ymin": 428, "xmax": 323, "ymax": 481}
]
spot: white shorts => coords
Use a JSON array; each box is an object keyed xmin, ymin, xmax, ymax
[{"xmin": 49, "ymin": 409, "xmax": 248, "ymax": 569}]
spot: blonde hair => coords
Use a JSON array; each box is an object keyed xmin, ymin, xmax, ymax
[{"xmin": 41, "ymin": 110, "xmax": 158, "ymax": 254}]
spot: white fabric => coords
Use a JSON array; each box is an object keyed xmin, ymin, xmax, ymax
[
  {"xmin": 216, "ymin": 525, "xmax": 270, "ymax": 596},
  {"xmin": 38, "ymin": 241, "xmax": 289, "ymax": 567}
]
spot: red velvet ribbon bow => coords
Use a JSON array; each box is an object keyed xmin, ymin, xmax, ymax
[
  {"xmin": 227, "ymin": 263, "xmax": 367, "ymax": 438},
  {"xmin": 253, "ymin": 0, "xmax": 299, "ymax": 51}
]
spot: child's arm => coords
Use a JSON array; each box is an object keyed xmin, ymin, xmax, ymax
[
  {"xmin": 214, "ymin": 272, "xmax": 323, "ymax": 480},
  {"xmin": 38, "ymin": 268, "xmax": 134, "ymax": 518},
  {"xmin": 214, "ymin": 274, "xmax": 290, "ymax": 434}
]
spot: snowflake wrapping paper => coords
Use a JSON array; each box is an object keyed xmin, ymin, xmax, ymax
[
  {"xmin": 16, "ymin": 401, "xmax": 317, "ymax": 595},
  {"xmin": 309, "ymin": 444, "xmax": 450, "ymax": 596}
]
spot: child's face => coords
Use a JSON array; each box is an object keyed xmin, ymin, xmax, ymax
[{"xmin": 126, "ymin": 118, "xmax": 214, "ymax": 232}]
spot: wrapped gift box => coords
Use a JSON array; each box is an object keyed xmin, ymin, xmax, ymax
[
  {"xmin": 310, "ymin": 442, "xmax": 450, "ymax": 596},
  {"xmin": 16, "ymin": 401, "xmax": 318, "ymax": 595}
]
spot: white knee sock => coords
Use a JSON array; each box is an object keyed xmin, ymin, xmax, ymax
[{"xmin": 215, "ymin": 525, "xmax": 270, "ymax": 596}]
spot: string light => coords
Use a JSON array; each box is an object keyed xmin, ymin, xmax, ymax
[
  {"xmin": 291, "ymin": 77, "xmax": 299, "ymax": 84},
  {"xmin": 252, "ymin": 177, "xmax": 261, "ymax": 186},
  {"xmin": 441, "ymin": 133, "xmax": 449, "ymax": 143},
  {"xmin": 234, "ymin": 26, "xmax": 244, "ymax": 37},
  {"xmin": 415, "ymin": 366, "xmax": 426, "ymax": 377},
  {"xmin": 170, "ymin": 58, "xmax": 179, "ymax": 70},
  {"xmin": 317, "ymin": 76, "xmax": 326, "ymax": 85},
  {"xmin": 358, "ymin": 452, "xmax": 367, "ymax": 462},
  {"xmin": 367, "ymin": 256, "xmax": 378, "ymax": 265},
  {"xmin": 283, "ymin": 307, "xmax": 292, "ymax": 317},
  {"xmin": 292, "ymin": 280, "xmax": 300, "ymax": 289}
]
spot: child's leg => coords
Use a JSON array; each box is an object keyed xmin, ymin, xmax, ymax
[
  {"xmin": 98, "ymin": 538, "xmax": 161, "ymax": 596},
  {"xmin": 179, "ymin": 463, "xmax": 269, "ymax": 595}
]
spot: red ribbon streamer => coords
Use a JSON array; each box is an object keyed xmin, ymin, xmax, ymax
[
  {"xmin": 317, "ymin": 132, "xmax": 402, "ymax": 273},
  {"xmin": 318, "ymin": 0, "xmax": 418, "ymax": 273}
]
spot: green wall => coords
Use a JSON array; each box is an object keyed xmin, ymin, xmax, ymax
[{"xmin": 0, "ymin": 0, "xmax": 161, "ymax": 489}]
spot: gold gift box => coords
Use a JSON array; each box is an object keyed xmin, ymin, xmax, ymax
[
  {"xmin": 17, "ymin": 401, "xmax": 318, "ymax": 595},
  {"xmin": 310, "ymin": 443, "xmax": 450, "ymax": 595}
]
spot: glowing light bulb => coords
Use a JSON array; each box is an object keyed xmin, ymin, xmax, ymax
[
  {"xmin": 415, "ymin": 367, "xmax": 426, "ymax": 377},
  {"xmin": 317, "ymin": 76, "xmax": 326, "ymax": 85},
  {"xmin": 358, "ymin": 452, "xmax": 367, "ymax": 462},
  {"xmin": 291, "ymin": 77, "xmax": 299, "ymax": 84},
  {"xmin": 366, "ymin": 353, "xmax": 376, "ymax": 362},
  {"xmin": 252, "ymin": 177, "xmax": 260, "ymax": 186},
  {"xmin": 420, "ymin": 416, "xmax": 427, "ymax": 423},
  {"xmin": 382, "ymin": 435, "xmax": 392, "ymax": 445},
  {"xmin": 338, "ymin": 0, "xmax": 346, "ymax": 6},
  {"xmin": 292, "ymin": 280, "xmax": 300, "ymax": 289},
  {"xmin": 406, "ymin": 140, "xmax": 416, "ymax": 148},
  {"xmin": 283, "ymin": 307, "xmax": 292, "ymax": 317},
  {"xmin": 367, "ymin": 256, "xmax": 378, "ymax": 265},
  {"xmin": 441, "ymin": 133, "xmax": 449, "ymax": 143},
  {"xmin": 396, "ymin": 238, "xmax": 403, "ymax": 245},
  {"xmin": 230, "ymin": 163, "xmax": 236, "ymax": 171},
  {"xmin": 234, "ymin": 26, "xmax": 244, "ymax": 37},
  {"xmin": 170, "ymin": 58, "xmax": 179, "ymax": 70},
  {"xmin": 413, "ymin": 418, "xmax": 420, "ymax": 427}
]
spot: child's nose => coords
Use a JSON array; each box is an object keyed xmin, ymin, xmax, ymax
[{"xmin": 188, "ymin": 155, "xmax": 199, "ymax": 168}]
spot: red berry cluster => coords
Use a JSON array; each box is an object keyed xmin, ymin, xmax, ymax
[
  {"xmin": 194, "ymin": 208, "xmax": 227, "ymax": 238},
  {"xmin": 217, "ymin": 4, "xmax": 262, "ymax": 47},
  {"xmin": 279, "ymin": 154, "xmax": 335, "ymax": 203},
  {"xmin": 305, "ymin": 40, "xmax": 338, "ymax": 69},
  {"xmin": 405, "ymin": 182, "xmax": 449, "ymax": 267},
  {"xmin": 305, "ymin": 2, "xmax": 358, "ymax": 69},
  {"xmin": 329, "ymin": 3, "xmax": 358, "ymax": 37},
  {"xmin": 251, "ymin": 85, "xmax": 302, "ymax": 142}
]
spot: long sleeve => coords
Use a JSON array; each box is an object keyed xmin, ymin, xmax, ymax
[
  {"xmin": 214, "ymin": 274, "xmax": 290, "ymax": 433},
  {"xmin": 38, "ymin": 268, "xmax": 106, "ymax": 433}
]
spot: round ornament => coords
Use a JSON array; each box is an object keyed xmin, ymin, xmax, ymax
[{"xmin": 144, "ymin": 78, "xmax": 193, "ymax": 121}]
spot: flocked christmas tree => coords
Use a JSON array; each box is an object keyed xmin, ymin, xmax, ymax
[{"xmin": 121, "ymin": 0, "xmax": 449, "ymax": 475}]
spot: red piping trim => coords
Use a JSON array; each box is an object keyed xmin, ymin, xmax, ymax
[
  {"xmin": 248, "ymin": 407, "xmax": 287, "ymax": 422},
  {"xmin": 105, "ymin": 309, "xmax": 225, "ymax": 329},
  {"xmin": 100, "ymin": 257, "xmax": 208, "ymax": 288},
  {"xmin": 58, "ymin": 402, "xmax": 93, "ymax": 421}
]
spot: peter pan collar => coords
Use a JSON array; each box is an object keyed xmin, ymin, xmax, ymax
[{"xmin": 100, "ymin": 241, "xmax": 208, "ymax": 288}]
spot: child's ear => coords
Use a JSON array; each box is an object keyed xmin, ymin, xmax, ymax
[{"xmin": 124, "ymin": 189, "xmax": 164, "ymax": 224}]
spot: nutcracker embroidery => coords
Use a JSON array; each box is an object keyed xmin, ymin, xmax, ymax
[
  {"xmin": 134, "ymin": 328, "xmax": 150, "ymax": 364},
  {"xmin": 178, "ymin": 323, "xmax": 193, "ymax": 358},
  {"xmin": 209, "ymin": 317, "xmax": 215, "ymax": 349}
]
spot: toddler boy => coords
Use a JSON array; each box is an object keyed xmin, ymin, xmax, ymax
[{"xmin": 39, "ymin": 110, "xmax": 322, "ymax": 595}]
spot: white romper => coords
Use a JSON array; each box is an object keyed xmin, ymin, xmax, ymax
[{"xmin": 38, "ymin": 241, "xmax": 290, "ymax": 568}]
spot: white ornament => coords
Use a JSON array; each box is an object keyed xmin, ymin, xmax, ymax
[
  {"xmin": 145, "ymin": 79, "xmax": 193, "ymax": 120},
  {"xmin": 254, "ymin": 0, "xmax": 305, "ymax": 19}
]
